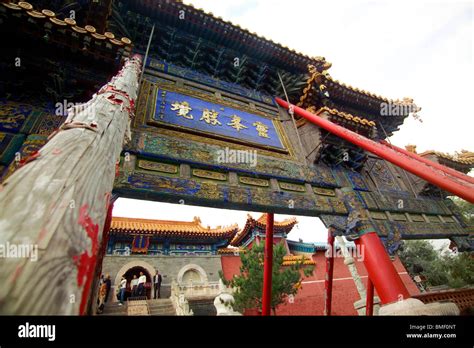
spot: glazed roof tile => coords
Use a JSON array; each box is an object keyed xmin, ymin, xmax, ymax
[
  {"xmin": 420, "ymin": 150, "xmax": 474, "ymax": 166},
  {"xmin": 3, "ymin": 1, "xmax": 132, "ymax": 48},
  {"xmin": 230, "ymin": 213, "xmax": 297, "ymax": 247},
  {"xmin": 110, "ymin": 216, "xmax": 239, "ymax": 239}
]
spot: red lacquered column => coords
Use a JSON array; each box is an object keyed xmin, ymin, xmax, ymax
[{"xmin": 262, "ymin": 213, "xmax": 274, "ymax": 316}]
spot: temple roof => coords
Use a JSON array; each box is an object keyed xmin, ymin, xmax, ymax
[
  {"xmin": 1, "ymin": 2, "xmax": 132, "ymax": 53},
  {"xmin": 420, "ymin": 150, "xmax": 474, "ymax": 166},
  {"xmin": 112, "ymin": 0, "xmax": 329, "ymax": 99},
  {"xmin": 229, "ymin": 214, "xmax": 297, "ymax": 247},
  {"xmin": 0, "ymin": 1, "xmax": 133, "ymax": 102},
  {"xmin": 120, "ymin": 0, "xmax": 330, "ymax": 72},
  {"xmin": 296, "ymin": 66, "xmax": 420, "ymax": 137},
  {"xmin": 406, "ymin": 145, "xmax": 474, "ymax": 173},
  {"xmin": 282, "ymin": 255, "xmax": 315, "ymax": 266},
  {"xmin": 110, "ymin": 216, "xmax": 239, "ymax": 242}
]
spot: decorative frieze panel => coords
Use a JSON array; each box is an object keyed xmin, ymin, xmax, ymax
[
  {"xmin": 410, "ymin": 214, "xmax": 425, "ymax": 222},
  {"xmin": 138, "ymin": 160, "xmax": 178, "ymax": 174},
  {"xmin": 239, "ymin": 176, "xmax": 269, "ymax": 187},
  {"xmin": 365, "ymin": 158, "xmax": 402, "ymax": 192},
  {"xmin": 279, "ymin": 181, "xmax": 306, "ymax": 192},
  {"xmin": 390, "ymin": 213, "xmax": 407, "ymax": 221},
  {"xmin": 192, "ymin": 169, "xmax": 227, "ymax": 181},
  {"xmin": 130, "ymin": 130, "xmax": 338, "ymax": 187},
  {"xmin": 370, "ymin": 211, "xmax": 388, "ymax": 220},
  {"xmin": 147, "ymin": 58, "xmax": 274, "ymax": 105},
  {"xmin": 313, "ymin": 186, "xmax": 336, "ymax": 196}
]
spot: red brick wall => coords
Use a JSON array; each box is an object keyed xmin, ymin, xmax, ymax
[{"xmin": 220, "ymin": 250, "xmax": 419, "ymax": 315}]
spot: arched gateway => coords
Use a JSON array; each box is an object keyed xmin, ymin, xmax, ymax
[{"xmin": 114, "ymin": 261, "xmax": 155, "ymax": 300}]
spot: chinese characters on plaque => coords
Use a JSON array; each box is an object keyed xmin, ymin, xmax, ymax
[
  {"xmin": 169, "ymin": 101, "xmax": 268, "ymax": 138},
  {"xmin": 153, "ymin": 89, "xmax": 284, "ymax": 150}
]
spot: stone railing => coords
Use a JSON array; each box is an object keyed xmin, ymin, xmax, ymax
[
  {"xmin": 170, "ymin": 280, "xmax": 193, "ymax": 316},
  {"xmin": 176, "ymin": 280, "xmax": 221, "ymax": 299}
]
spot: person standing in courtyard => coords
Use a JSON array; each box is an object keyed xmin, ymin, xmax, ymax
[
  {"xmin": 137, "ymin": 271, "xmax": 146, "ymax": 297},
  {"xmin": 118, "ymin": 276, "xmax": 127, "ymax": 305},
  {"xmin": 153, "ymin": 270, "xmax": 162, "ymax": 299},
  {"xmin": 104, "ymin": 274, "xmax": 111, "ymax": 303},
  {"xmin": 96, "ymin": 281, "xmax": 107, "ymax": 314},
  {"xmin": 130, "ymin": 275, "xmax": 138, "ymax": 297}
]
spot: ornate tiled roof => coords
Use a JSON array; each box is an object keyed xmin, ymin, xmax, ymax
[
  {"xmin": 406, "ymin": 145, "xmax": 474, "ymax": 170},
  {"xmin": 229, "ymin": 214, "xmax": 297, "ymax": 247},
  {"xmin": 217, "ymin": 248, "xmax": 246, "ymax": 255},
  {"xmin": 125, "ymin": 0, "xmax": 330, "ymax": 72},
  {"xmin": 110, "ymin": 216, "xmax": 239, "ymax": 241},
  {"xmin": 420, "ymin": 150, "xmax": 474, "ymax": 166},
  {"xmin": 218, "ymin": 247, "xmax": 314, "ymax": 265},
  {"xmin": 296, "ymin": 65, "xmax": 420, "ymax": 136},
  {"xmin": 314, "ymin": 106, "xmax": 376, "ymax": 127},
  {"xmin": 1, "ymin": 1, "xmax": 132, "ymax": 54},
  {"xmin": 299, "ymin": 65, "xmax": 418, "ymax": 106},
  {"xmin": 282, "ymin": 255, "xmax": 315, "ymax": 266}
]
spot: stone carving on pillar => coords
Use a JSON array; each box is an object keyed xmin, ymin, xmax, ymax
[
  {"xmin": 335, "ymin": 235, "xmax": 381, "ymax": 315},
  {"xmin": 213, "ymin": 279, "xmax": 242, "ymax": 316}
]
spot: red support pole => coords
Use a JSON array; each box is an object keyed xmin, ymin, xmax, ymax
[
  {"xmin": 262, "ymin": 213, "xmax": 274, "ymax": 316},
  {"xmin": 366, "ymin": 276, "xmax": 374, "ymax": 316},
  {"xmin": 275, "ymin": 98, "xmax": 474, "ymax": 203},
  {"xmin": 355, "ymin": 232, "xmax": 410, "ymax": 304},
  {"xmin": 324, "ymin": 231, "xmax": 335, "ymax": 315},
  {"xmin": 324, "ymin": 229, "xmax": 335, "ymax": 315}
]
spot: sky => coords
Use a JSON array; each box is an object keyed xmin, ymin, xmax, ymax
[{"xmin": 114, "ymin": 0, "xmax": 472, "ymax": 245}]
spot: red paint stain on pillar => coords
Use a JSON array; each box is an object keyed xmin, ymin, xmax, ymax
[
  {"xmin": 73, "ymin": 204, "xmax": 99, "ymax": 315},
  {"xmin": 11, "ymin": 264, "xmax": 24, "ymax": 283}
]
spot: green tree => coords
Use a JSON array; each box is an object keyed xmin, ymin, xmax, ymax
[
  {"xmin": 399, "ymin": 240, "xmax": 473, "ymax": 289},
  {"xmin": 449, "ymin": 197, "xmax": 474, "ymax": 224},
  {"xmin": 399, "ymin": 240, "xmax": 449, "ymax": 287},
  {"xmin": 219, "ymin": 242, "xmax": 313, "ymax": 315},
  {"xmin": 442, "ymin": 252, "xmax": 474, "ymax": 288}
]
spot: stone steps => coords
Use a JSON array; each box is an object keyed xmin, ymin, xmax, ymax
[
  {"xmin": 100, "ymin": 299, "xmax": 176, "ymax": 316},
  {"xmin": 147, "ymin": 299, "xmax": 176, "ymax": 316},
  {"xmin": 100, "ymin": 302, "xmax": 128, "ymax": 316}
]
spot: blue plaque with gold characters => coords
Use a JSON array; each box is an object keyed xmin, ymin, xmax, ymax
[{"xmin": 152, "ymin": 89, "xmax": 285, "ymax": 151}]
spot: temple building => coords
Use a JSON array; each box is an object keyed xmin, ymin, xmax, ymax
[
  {"xmin": 229, "ymin": 214, "xmax": 297, "ymax": 249},
  {"xmin": 102, "ymin": 216, "xmax": 239, "ymax": 300},
  {"xmin": 102, "ymin": 213, "xmax": 421, "ymax": 315}
]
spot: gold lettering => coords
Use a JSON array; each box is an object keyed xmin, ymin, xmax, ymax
[
  {"xmin": 227, "ymin": 115, "xmax": 248, "ymax": 131},
  {"xmin": 252, "ymin": 121, "xmax": 270, "ymax": 138},
  {"xmin": 200, "ymin": 109, "xmax": 221, "ymax": 126},
  {"xmin": 170, "ymin": 101, "xmax": 193, "ymax": 119}
]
